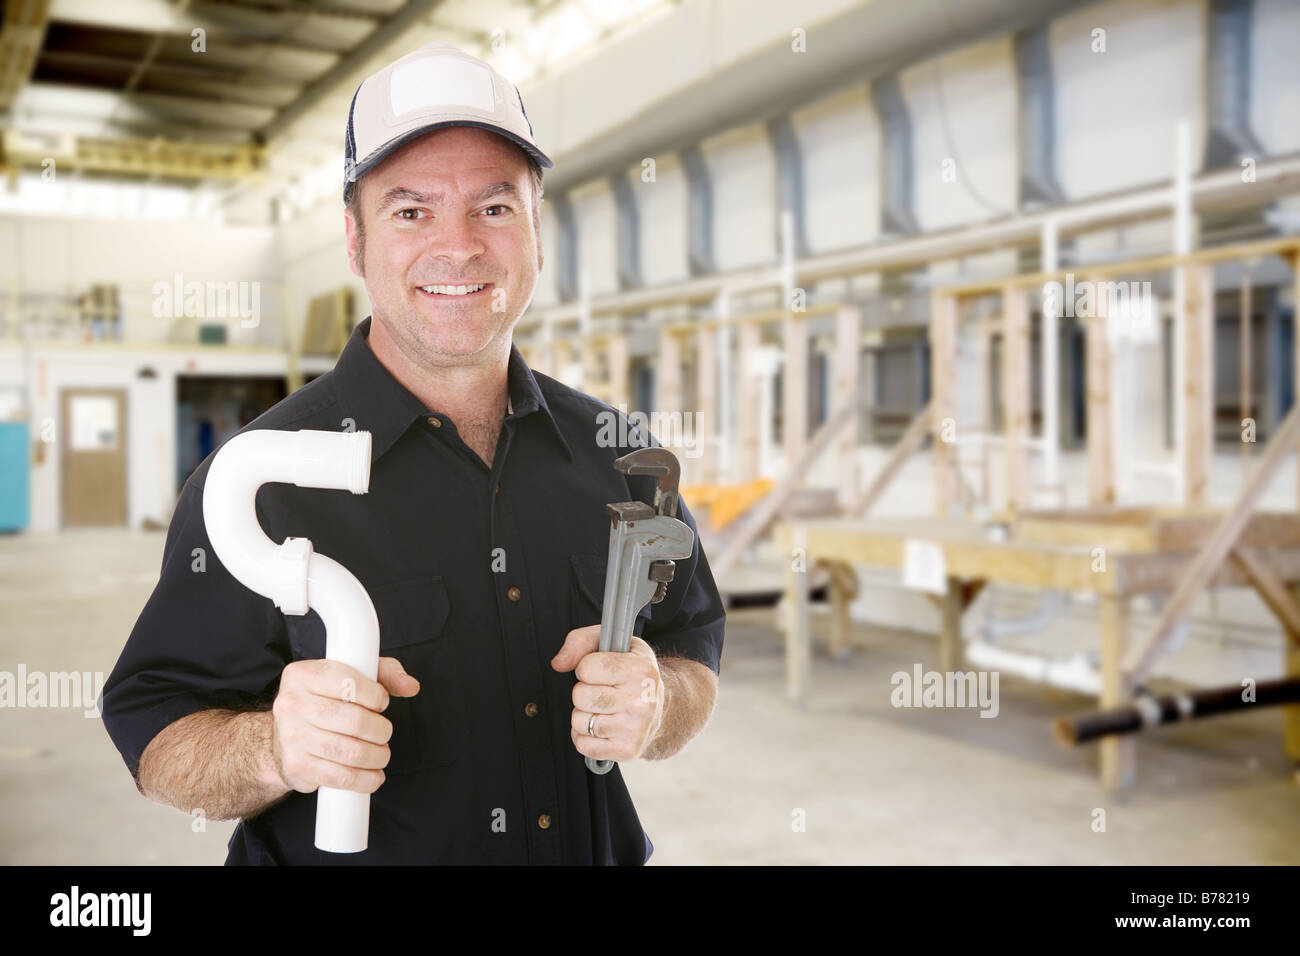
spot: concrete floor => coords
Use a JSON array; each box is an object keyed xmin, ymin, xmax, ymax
[{"xmin": 2, "ymin": 528, "xmax": 1298, "ymax": 865}]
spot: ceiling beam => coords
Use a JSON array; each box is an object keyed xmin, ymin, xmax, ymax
[
  {"xmin": 0, "ymin": 0, "xmax": 51, "ymax": 112},
  {"xmin": 36, "ymin": 51, "xmax": 303, "ymax": 106},
  {"xmin": 17, "ymin": 82, "xmax": 276, "ymax": 131},
  {"xmin": 264, "ymin": 0, "xmax": 445, "ymax": 144},
  {"xmin": 48, "ymin": 0, "xmax": 371, "ymax": 55},
  {"xmin": 0, "ymin": 127, "xmax": 266, "ymax": 182}
]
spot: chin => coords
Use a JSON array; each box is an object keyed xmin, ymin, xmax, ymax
[{"xmin": 420, "ymin": 326, "xmax": 495, "ymax": 359}]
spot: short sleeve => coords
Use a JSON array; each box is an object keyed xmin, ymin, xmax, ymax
[
  {"xmin": 639, "ymin": 494, "xmax": 726, "ymax": 675},
  {"xmin": 100, "ymin": 475, "xmax": 290, "ymax": 779}
]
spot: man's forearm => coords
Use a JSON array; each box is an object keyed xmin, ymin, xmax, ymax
[
  {"xmin": 643, "ymin": 657, "xmax": 718, "ymax": 761},
  {"xmin": 137, "ymin": 709, "xmax": 291, "ymax": 821}
]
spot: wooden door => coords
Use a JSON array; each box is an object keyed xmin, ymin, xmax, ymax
[{"xmin": 60, "ymin": 388, "xmax": 127, "ymax": 527}]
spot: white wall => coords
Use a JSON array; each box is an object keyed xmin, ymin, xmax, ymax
[
  {"xmin": 794, "ymin": 84, "xmax": 882, "ymax": 253},
  {"xmin": 533, "ymin": 200, "xmax": 561, "ymax": 309},
  {"xmin": 1251, "ymin": 0, "xmax": 1300, "ymax": 156},
  {"xmin": 0, "ymin": 344, "xmax": 294, "ymax": 533},
  {"xmin": 704, "ymin": 124, "xmax": 777, "ymax": 271},
  {"xmin": 1051, "ymin": 0, "xmax": 1206, "ymax": 198},
  {"xmin": 904, "ymin": 35, "xmax": 1019, "ymax": 231},
  {"xmin": 571, "ymin": 180, "xmax": 619, "ymax": 297},
  {"xmin": 0, "ymin": 215, "xmax": 281, "ymax": 346},
  {"xmin": 276, "ymin": 202, "xmax": 367, "ymax": 353},
  {"xmin": 636, "ymin": 155, "xmax": 690, "ymax": 286}
]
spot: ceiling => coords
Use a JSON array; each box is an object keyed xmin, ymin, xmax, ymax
[{"xmin": 0, "ymin": 0, "xmax": 669, "ymax": 213}]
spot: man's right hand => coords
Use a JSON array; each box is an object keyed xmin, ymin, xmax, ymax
[{"xmin": 270, "ymin": 657, "xmax": 420, "ymax": 796}]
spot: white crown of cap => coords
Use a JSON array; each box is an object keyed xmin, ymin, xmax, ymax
[{"xmin": 347, "ymin": 42, "xmax": 552, "ymax": 188}]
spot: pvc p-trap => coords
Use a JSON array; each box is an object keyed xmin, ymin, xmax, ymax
[{"xmin": 203, "ymin": 428, "xmax": 379, "ymax": 853}]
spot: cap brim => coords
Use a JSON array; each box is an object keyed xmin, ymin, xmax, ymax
[{"xmin": 347, "ymin": 120, "xmax": 554, "ymax": 194}]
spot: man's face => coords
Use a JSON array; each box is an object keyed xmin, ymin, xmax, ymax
[{"xmin": 345, "ymin": 126, "xmax": 541, "ymax": 365}]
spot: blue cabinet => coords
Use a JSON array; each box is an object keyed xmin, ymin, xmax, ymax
[{"xmin": 0, "ymin": 422, "xmax": 30, "ymax": 532}]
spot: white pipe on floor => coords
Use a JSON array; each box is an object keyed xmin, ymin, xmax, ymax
[
  {"xmin": 203, "ymin": 428, "xmax": 378, "ymax": 854},
  {"xmin": 964, "ymin": 640, "xmax": 1101, "ymax": 696}
]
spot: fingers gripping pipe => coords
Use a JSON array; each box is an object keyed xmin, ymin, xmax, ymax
[{"xmin": 202, "ymin": 429, "xmax": 378, "ymax": 854}]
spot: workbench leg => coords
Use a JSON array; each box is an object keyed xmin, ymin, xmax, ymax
[
  {"xmin": 828, "ymin": 562, "xmax": 853, "ymax": 661},
  {"xmin": 1285, "ymin": 586, "xmax": 1300, "ymax": 767},
  {"xmin": 786, "ymin": 535, "xmax": 811, "ymax": 704},
  {"xmin": 1099, "ymin": 594, "xmax": 1137, "ymax": 792},
  {"xmin": 939, "ymin": 576, "xmax": 965, "ymax": 674}
]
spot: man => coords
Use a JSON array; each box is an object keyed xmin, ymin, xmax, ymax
[{"xmin": 101, "ymin": 43, "xmax": 725, "ymax": 865}]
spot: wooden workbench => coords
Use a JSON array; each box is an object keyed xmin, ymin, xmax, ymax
[{"xmin": 775, "ymin": 509, "xmax": 1300, "ymax": 791}]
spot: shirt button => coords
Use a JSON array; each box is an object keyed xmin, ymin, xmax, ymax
[
  {"xmin": 524, "ymin": 701, "xmax": 539, "ymax": 717},
  {"xmin": 507, "ymin": 586, "xmax": 521, "ymax": 601},
  {"xmin": 427, "ymin": 416, "xmax": 441, "ymax": 428},
  {"xmin": 537, "ymin": 813, "xmax": 552, "ymax": 830}
]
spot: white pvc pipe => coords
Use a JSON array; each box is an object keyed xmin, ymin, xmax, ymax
[
  {"xmin": 716, "ymin": 288, "xmax": 732, "ymax": 482},
  {"xmin": 203, "ymin": 428, "xmax": 378, "ymax": 854},
  {"xmin": 1172, "ymin": 120, "xmax": 1192, "ymax": 505},
  {"xmin": 1040, "ymin": 220, "xmax": 1060, "ymax": 494},
  {"xmin": 964, "ymin": 640, "xmax": 1101, "ymax": 696}
]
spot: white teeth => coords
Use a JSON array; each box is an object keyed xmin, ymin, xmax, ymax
[{"xmin": 420, "ymin": 283, "xmax": 486, "ymax": 295}]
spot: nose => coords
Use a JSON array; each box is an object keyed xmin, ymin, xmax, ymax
[{"xmin": 423, "ymin": 210, "xmax": 485, "ymax": 269}]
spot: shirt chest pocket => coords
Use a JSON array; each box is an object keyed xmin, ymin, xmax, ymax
[
  {"xmin": 568, "ymin": 554, "xmax": 653, "ymax": 637},
  {"xmin": 284, "ymin": 576, "xmax": 462, "ymax": 774}
]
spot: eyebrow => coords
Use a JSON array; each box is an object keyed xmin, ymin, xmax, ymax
[{"xmin": 374, "ymin": 181, "xmax": 522, "ymax": 214}]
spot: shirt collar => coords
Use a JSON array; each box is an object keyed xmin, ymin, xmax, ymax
[{"xmin": 331, "ymin": 316, "xmax": 571, "ymax": 462}]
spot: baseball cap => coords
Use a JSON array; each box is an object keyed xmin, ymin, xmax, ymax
[{"xmin": 344, "ymin": 42, "xmax": 554, "ymax": 202}]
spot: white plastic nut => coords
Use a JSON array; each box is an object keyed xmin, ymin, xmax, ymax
[{"xmin": 273, "ymin": 536, "xmax": 314, "ymax": 616}]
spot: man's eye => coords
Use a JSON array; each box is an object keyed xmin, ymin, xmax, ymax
[
  {"xmin": 397, "ymin": 208, "xmax": 424, "ymax": 220},
  {"xmin": 482, "ymin": 204, "xmax": 510, "ymax": 216}
]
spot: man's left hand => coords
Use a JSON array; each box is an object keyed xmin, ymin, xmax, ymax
[{"xmin": 550, "ymin": 625, "xmax": 664, "ymax": 764}]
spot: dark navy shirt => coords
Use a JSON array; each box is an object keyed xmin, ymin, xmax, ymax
[{"xmin": 101, "ymin": 317, "xmax": 725, "ymax": 865}]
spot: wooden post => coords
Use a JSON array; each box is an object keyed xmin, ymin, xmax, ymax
[
  {"xmin": 1099, "ymin": 593, "xmax": 1136, "ymax": 791},
  {"xmin": 786, "ymin": 525, "xmax": 811, "ymax": 703},
  {"xmin": 1182, "ymin": 262, "xmax": 1214, "ymax": 506},
  {"xmin": 931, "ymin": 290, "xmax": 959, "ymax": 516},
  {"xmin": 834, "ymin": 304, "xmax": 862, "ymax": 511},
  {"xmin": 607, "ymin": 331, "xmax": 629, "ymax": 410},
  {"xmin": 1240, "ymin": 273, "xmax": 1252, "ymax": 476},
  {"xmin": 783, "ymin": 310, "xmax": 808, "ymax": 468},
  {"xmin": 658, "ymin": 328, "xmax": 683, "ymax": 416},
  {"xmin": 1292, "ymin": 252, "xmax": 1300, "ymax": 512},
  {"xmin": 1003, "ymin": 284, "xmax": 1031, "ymax": 514},
  {"xmin": 977, "ymin": 302, "xmax": 992, "ymax": 507},
  {"xmin": 695, "ymin": 326, "xmax": 717, "ymax": 484},
  {"xmin": 738, "ymin": 319, "xmax": 762, "ymax": 479},
  {"xmin": 1288, "ymin": 584, "xmax": 1300, "ymax": 767},
  {"xmin": 939, "ymin": 575, "xmax": 965, "ymax": 673},
  {"xmin": 581, "ymin": 334, "xmax": 599, "ymax": 395},
  {"xmin": 537, "ymin": 320, "xmax": 556, "ymax": 378},
  {"xmin": 823, "ymin": 560, "xmax": 858, "ymax": 660},
  {"xmin": 1085, "ymin": 283, "xmax": 1114, "ymax": 506}
]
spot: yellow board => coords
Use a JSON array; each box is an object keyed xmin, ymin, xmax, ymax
[{"xmin": 681, "ymin": 479, "xmax": 775, "ymax": 531}]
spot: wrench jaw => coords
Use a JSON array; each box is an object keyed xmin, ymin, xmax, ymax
[{"xmin": 613, "ymin": 448, "xmax": 681, "ymax": 519}]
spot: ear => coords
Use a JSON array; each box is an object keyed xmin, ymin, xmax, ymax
[{"xmin": 344, "ymin": 204, "xmax": 364, "ymax": 278}]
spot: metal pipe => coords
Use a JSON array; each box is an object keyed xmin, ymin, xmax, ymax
[{"xmin": 1053, "ymin": 677, "xmax": 1300, "ymax": 746}]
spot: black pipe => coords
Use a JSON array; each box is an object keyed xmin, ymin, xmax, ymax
[{"xmin": 1053, "ymin": 677, "xmax": 1300, "ymax": 746}]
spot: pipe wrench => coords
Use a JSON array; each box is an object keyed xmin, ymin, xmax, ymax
[{"xmin": 587, "ymin": 447, "xmax": 695, "ymax": 775}]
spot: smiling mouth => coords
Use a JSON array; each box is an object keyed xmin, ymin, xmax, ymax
[{"xmin": 416, "ymin": 282, "xmax": 492, "ymax": 298}]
